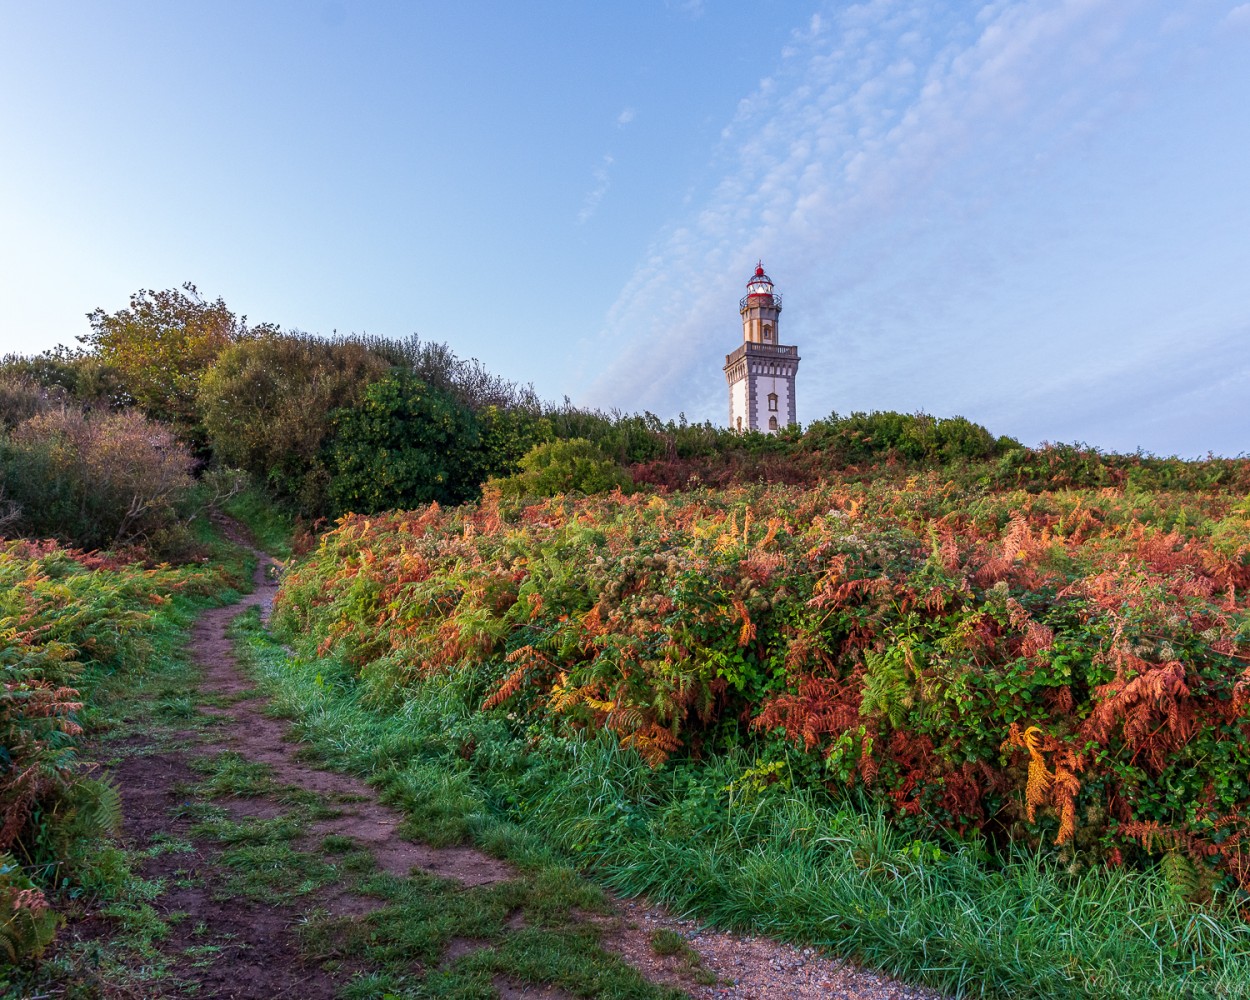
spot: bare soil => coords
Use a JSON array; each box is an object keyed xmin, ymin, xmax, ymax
[{"xmin": 84, "ymin": 529, "xmax": 943, "ymax": 999}]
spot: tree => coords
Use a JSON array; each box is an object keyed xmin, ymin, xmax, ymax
[
  {"xmin": 198, "ymin": 333, "xmax": 389, "ymax": 512},
  {"xmin": 83, "ymin": 283, "xmax": 268, "ymax": 444},
  {"xmin": 327, "ymin": 370, "xmax": 482, "ymax": 514}
]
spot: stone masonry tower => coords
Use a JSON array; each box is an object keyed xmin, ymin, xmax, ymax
[{"xmin": 723, "ymin": 262, "xmax": 800, "ymax": 433}]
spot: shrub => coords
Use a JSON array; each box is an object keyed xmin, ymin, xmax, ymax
[
  {"xmin": 0, "ymin": 377, "xmax": 58, "ymax": 432},
  {"xmin": 491, "ymin": 438, "xmax": 633, "ymax": 499},
  {"xmin": 0, "ymin": 406, "xmax": 195, "ymax": 549},
  {"xmin": 327, "ymin": 370, "xmax": 483, "ymax": 514},
  {"xmin": 1, "ymin": 347, "xmax": 128, "ymax": 411},
  {"xmin": 361, "ymin": 333, "xmax": 540, "ymax": 412},
  {"xmin": 83, "ymin": 283, "xmax": 268, "ymax": 445},
  {"xmin": 199, "ymin": 333, "xmax": 390, "ymax": 512},
  {"xmin": 801, "ymin": 410, "xmax": 1011, "ymax": 464}
]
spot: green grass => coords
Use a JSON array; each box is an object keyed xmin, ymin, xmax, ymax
[
  {"xmin": 221, "ymin": 485, "xmax": 296, "ymax": 559},
  {"xmin": 171, "ymin": 707, "xmax": 684, "ymax": 999},
  {"xmin": 233, "ymin": 608, "xmax": 1250, "ymax": 1000},
  {"xmin": 11, "ymin": 559, "xmax": 681, "ymax": 1000}
]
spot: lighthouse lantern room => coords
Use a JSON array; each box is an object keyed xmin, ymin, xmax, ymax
[{"xmin": 723, "ymin": 263, "xmax": 800, "ymax": 433}]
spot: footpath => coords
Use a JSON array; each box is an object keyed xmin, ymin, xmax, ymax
[{"xmin": 88, "ymin": 537, "xmax": 941, "ymax": 999}]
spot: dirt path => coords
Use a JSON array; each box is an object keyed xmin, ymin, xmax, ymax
[{"xmin": 99, "ymin": 537, "xmax": 942, "ymax": 1000}]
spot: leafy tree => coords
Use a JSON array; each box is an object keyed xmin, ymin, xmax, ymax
[
  {"xmin": 361, "ymin": 333, "xmax": 540, "ymax": 412},
  {"xmin": 327, "ymin": 371, "xmax": 482, "ymax": 514},
  {"xmin": 83, "ymin": 284, "xmax": 269, "ymax": 443},
  {"xmin": 473, "ymin": 404, "xmax": 554, "ymax": 482},
  {"xmin": 199, "ymin": 333, "xmax": 390, "ymax": 512}
]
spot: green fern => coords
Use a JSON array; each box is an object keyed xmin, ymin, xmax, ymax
[
  {"xmin": 0, "ymin": 854, "xmax": 60, "ymax": 962},
  {"xmin": 1161, "ymin": 851, "xmax": 1203, "ymax": 905}
]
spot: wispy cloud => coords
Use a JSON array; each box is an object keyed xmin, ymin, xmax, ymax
[
  {"xmin": 617, "ymin": 107, "xmax": 636, "ymax": 126},
  {"xmin": 583, "ymin": 1, "xmax": 1247, "ymax": 452},
  {"xmin": 578, "ymin": 154, "xmax": 614, "ymax": 225}
]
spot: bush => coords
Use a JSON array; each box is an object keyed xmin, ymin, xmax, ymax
[
  {"xmin": 360, "ymin": 333, "xmax": 540, "ymax": 412},
  {"xmin": 492, "ymin": 438, "xmax": 633, "ymax": 499},
  {"xmin": 327, "ymin": 370, "xmax": 483, "ymax": 514},
  {"xmin": 83, "ymin": 283, "xmax": 267, "ymax": 446},
  {"xmin": 199, "ymin": 333, "xmax": 390, "ymax": 512},
  {"xmin": 0, "ymin": 407, "xmax": 195, "ymax": 549},
  {"xmin": 801, "ymin": 410, "xmax": 1011, "ymax": 464},
  {"xmin": 0, "ymin": 377, "xmax": 58, "ymax": 432},
  {"xmin": 1, "ymin": 347, "xmax": 129, "ymax": 411}
]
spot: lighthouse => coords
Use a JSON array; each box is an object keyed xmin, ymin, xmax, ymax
[{"xmin": 723, "ymin": 263, "xmax": 800, "ymax": 433}]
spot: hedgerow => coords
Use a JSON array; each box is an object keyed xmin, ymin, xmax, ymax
[{"xmin": 273, "ymin": 479, "xmax": 1250, "ymax": 904}]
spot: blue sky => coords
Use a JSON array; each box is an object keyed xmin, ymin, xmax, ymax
[{"xmin": 2, "ymin": 1, "xmax": 1248, "ymax": 456}]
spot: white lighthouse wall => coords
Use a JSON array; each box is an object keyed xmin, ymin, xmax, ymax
[
  {"xmin": 730, "ymin": 379, "xmax": 748, "ymax": 430},
  {"xmin": 753, "ymin": 373, "xmax": 791, "ymax": 433}
]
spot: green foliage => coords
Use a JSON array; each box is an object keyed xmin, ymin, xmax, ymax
[
  {"xmin": 801, "ymin": 410, "xmax": 1012, "ymax": 464},
  {"xmin": 83, "ymin": 283, "xmax": 269, "ymax": 445},
  {"xmin": 220, "ymin": 485, "xmax": 296, "ymax": 559},
  {"xmin": 199, "ymin": 332, "xmax": 390, "ymax": 512},
  {"xmin": 492, "ymin": 438, "xmax": 633, "ymax": 500},
  {"xmin": 327, "ymin": 370, "xmax": 484, "ymax": 514},
  {"xmin": 0, "ymin": 374, "xmax": 59, "ymax": 432},
  {"xmin": 0, "ymin": 345, "xmax": 129, "ymax": 411},
  {"xmin": 272, "ymin": 479, "xmax": 1250, "ymax": 906},
  {"xmin": 0, "ymin": 854, "xmax": 60, "ymax": 962},
  {"xmin": 0, "ymin": 536, "xmax": 237, "ymax": 968},
  {"xmin": 358, "ymin": 332, "xmax": 540, "ymax": 413},
  {"xmin": 242, "ymin": 602, "xmax": 1250, "ymax": 1000},
  {"xmin": 474, "ymin": 404, "xmax": 554, "ymax": 481},
  {"xmin": 0, "ymin": 405, "xmax": 196, "ymax": 549}
]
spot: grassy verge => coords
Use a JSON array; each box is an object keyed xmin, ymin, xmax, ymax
[
  {"xmin": 219, "ymin": 614, "xmax": 688, "ymax": 999},
  {"xmin": 221, "ymin": 485, "xmax": 296, "ymax": 559},
  {"xmin": 0, "ymin": 525, "xmax": 252, "ymax": 997},
  {"xmin": 173, "ymin": 748, "xmax": 684, "ymax": 999},
  {"xmin": 4, "ymin": 535, "xmax": 686, "ymax": 999},
  {"xmin": 235, "ymin": 611, "xmax": 1250, "ymax": 1000}
]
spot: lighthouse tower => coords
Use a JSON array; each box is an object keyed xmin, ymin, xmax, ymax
[{"xmin": 723, "ymin": 263, "xmax": 800, "ymax": 433}]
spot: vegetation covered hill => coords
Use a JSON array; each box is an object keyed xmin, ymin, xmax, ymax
[{"xmin": 3, "ymin": 282, "xmax": 1250, "ymax": 995}]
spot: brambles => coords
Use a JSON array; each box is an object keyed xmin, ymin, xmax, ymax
[{"xmin": 273, "ymin": 478, "xmax": 1250, "ymax": 896}]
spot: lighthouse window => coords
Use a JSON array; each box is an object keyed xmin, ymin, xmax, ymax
[
  {"xmin": 768, "ymin": 393, "xmax": 778, "ymax": 412},
  {"xmin": 769, "ymin": 415, "xmax": 779, "ymax": 431},
  {"xmin": 763, "ymin": 324, "xmax": 773, "ymax": 342}
]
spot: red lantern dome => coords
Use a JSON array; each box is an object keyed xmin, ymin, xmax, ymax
[
  {"xmin": 740, "ymin": 261, "xmax": 781, "ymax": 312},
  {"xmin": 745, "ymin": 261, "xmax": 774, "ymax": 298}
]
